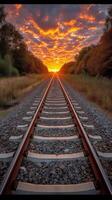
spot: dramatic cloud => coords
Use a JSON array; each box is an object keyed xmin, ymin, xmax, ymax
[{"xmin": 4, "ymin": 4, "xmax": 112, "ymax": 71}]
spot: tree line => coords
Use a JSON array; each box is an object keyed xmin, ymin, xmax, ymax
[
  {"xmin": 0, "ymin": 6, "xmax": 48, "ymax": 77},
  {"xmin": 60, "ymin": 7, "xmax": 112, "ymax": 78}
]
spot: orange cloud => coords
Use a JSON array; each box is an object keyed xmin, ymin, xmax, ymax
[
  {"xmin": 79, "ymin": 13, "xmax": 96, "ymax": 22},
  {"xmin": 15, "ymin": 4, "xmax": 22, "ymax": 10},
  {"xmin": 15, "ymin": 4, "xmax": 22, "ymax": 16},
  {"xmin": 88, "ymin": 26, "xmax": 97, "ymax": 30},
  {"xmin": 29, "ymin": 18, "xmax": 59, "ymax": 36},
  {"xmin": 63, "ymin": 19, "xmax": 77, "ymax": 26},
  {"xmin": 5, "ymin": 4, "xmax": 106, "ymax": 72}
]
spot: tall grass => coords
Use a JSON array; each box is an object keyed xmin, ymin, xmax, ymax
[
  {"xmin": 0, "ymin": 74, "xmax": 45, "ymax": 108},
  {"xmin": 63, "ymin": 74, "xmax": 112, "ymax": 114}
]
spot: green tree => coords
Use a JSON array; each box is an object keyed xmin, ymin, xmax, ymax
[{"xmin": 0, "ymin": 6, "xmax": 48, "ymax": 76}]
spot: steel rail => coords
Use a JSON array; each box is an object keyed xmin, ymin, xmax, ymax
[
  {"xmin": 58, "ymin": 75, "xmax": 112, "ymax": 195},
  {"xmin": 0, "ymin": 76, "xmax": 54, "ymax": 195}
]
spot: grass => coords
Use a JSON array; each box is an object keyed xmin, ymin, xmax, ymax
[
  {"xmin": 62, "ymin": 74, "xmax": 112, "ymax": 115},
  {"xmin": 0, "ymin": 74, "xmax": 46, "ymax": 109},
  {"xmin": 0, "ymin": 109, "xmax": 9, "ymax": 118}
]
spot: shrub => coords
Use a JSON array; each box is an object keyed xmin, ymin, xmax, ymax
[
  {"xmin": 0, "ymin": 54, "xmax": 12, "ymax": 76},
  {"xmin": 11, "ymin": 67, "xmax": 19, "ymax": 76}
]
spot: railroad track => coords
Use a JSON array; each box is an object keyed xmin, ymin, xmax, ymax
[{"xmin": 0, "ymin": 75, "xmax": 112, "ymax": 195}]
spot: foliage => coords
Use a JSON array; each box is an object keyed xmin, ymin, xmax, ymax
[
  {"xmin": 61, "ymin": 29, "xmax": 112, "ymax": 77},
  {"xmin": 104, "ymin": 7, "xmax": 112, "ymax": 32},
  {"xmin": 60, "ymin": 61, "xmax": 75, "ymax": 74},
  {"xmin": 0, "ymin": 54, "xmax": 13, "ymax": 76},
  {"xmin": 11, "ymin": 67, "xmax": 19, "ymax": 76},
  {"xmin": 0, "ymin": 6, "xmax": 48, "ymax": 77},
  {"xmin": 60, "ymin": 7, "xmax": 112, "ymax": 78}
]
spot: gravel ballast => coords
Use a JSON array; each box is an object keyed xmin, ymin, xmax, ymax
[
  {"xmin": 101, "ymin": 160, "xmax": 112, "ymax": 184},
  {"xmin": 35, "ymin": 128, "xmax": 77, "ymax": 137},
  {"xmin": 0, "ymin": 79, "xmax": 49, "ymax": 184},
  {"xmin": 94, "ymin": 141, "xmax": 112, "ymax": 153},
  {"xmin": 0, "ymin": 77, "xmax": 112, "ymax": 188},
  {"xmin": 38, "ymin": 118, "xmax": 73, "ymax": 126},
  {"xmin": 62, "ymin": 78, "xmax": 112, "ymax": 186},
  {"xmin": 17, "ymin": 159, "xmax": 94, "ymax": 184},
  {"xmin": 0, "ymin": 161, "xmax": 10, "ymax": 184},
  {"xmin": 63, "ymin": 79, "xmax": 112, "ymax": 141},
  {"xmin": 0, "ymin": 79, "xmax": 49, "ymax": 139},
  {"xmin": 29, "ymin": 140, "xmax": 82, "ymax": 154}
]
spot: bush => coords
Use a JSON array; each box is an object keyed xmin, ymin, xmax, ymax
[
  {"xmin": 0, "ymin": 54, "xmax": 12, "ymax": 76},
  {"xmin": 11, "ymin": 67, "xmax": 19, "ymax": 76},
  {"xmin": 0, "ymin": 54, "xmax": 19, "ymax": 76},
  {"xmin": 0, "ymin": 60, "xmax": 10, "ymax": 76}
]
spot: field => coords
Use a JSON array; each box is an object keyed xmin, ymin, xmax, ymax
[
  {"xmin": 63, "ymin": 74, "xmax": 112, "ymax": 115},
  {"xmin": 0, "ymin": 74, "xmax": 46, "ymax": 109}
]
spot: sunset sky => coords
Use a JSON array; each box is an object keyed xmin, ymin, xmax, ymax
[{"xmin": 4, "ymin": 4, "xmax": 112, "ymax": 71}]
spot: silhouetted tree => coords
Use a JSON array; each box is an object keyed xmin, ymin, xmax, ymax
[
  {"xmin": 104, "ymin": 7, "xmax": 112, "ymax": 32},
  {"xmin": 0, "ymin": 6, "xmax": 48, "ymax": 76},
  {"xmin": 0, "ymin": 6, "xmax": 6, "ymax": 25}
]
